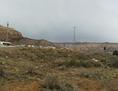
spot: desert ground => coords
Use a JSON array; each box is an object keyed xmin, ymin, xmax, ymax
[{"xmin": 0, "ymin": 46, "xmax": 117, "ymax": 91}]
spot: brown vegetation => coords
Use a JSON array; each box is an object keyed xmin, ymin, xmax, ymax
[{"xmin": 0, "ymin": 47, "xmax": 117, "ymax": 91}]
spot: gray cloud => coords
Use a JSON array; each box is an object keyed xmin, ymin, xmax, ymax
[{"xmin": 0, "ymin": 0, "xmax": 118, "ymax": 42}]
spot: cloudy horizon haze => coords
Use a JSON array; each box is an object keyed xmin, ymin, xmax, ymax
[{"xmin": 0, "ymin": 0, "xmax": 118, "ymax": 42}]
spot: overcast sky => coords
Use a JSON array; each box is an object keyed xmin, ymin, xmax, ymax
[{"xmin": 0, "ymin": 0, "xmax": 118, "ymax": 42}]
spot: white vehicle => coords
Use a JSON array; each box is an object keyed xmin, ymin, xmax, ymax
[{"xmin": 0, "ymin": 41, "xmax": 13, "ymax": 47}]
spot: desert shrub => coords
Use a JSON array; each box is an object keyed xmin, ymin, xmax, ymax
[
  {"xmin": 0, "ymin": 68, "xmax": 6, "ymax": 78},
  {"xmin": 0, "ymin": 67, "xmax": 8, "ymax": 85},
  {"xmin": 62, "ymin": 59, "xmax": 101, "ymax": 68},
  {"xmin": 60, "ymin": 83, "xmax": 75, "ymax": 91},
  {"xmin": 43, "ymin": 75, "xmax": 75, "ymax": 91},
  {"xmin": 63, "ymin": 60, "xmax": 79, "ymax": 67},
  {"xmin": 80, "ymin": 68, "xmax": 118, "ymax": 81},
  {"xmin": 43, "ymin": 75, "xmax": 60, "ymax": 90},
  {"xmin": 25, "ymin": 66, "xmax": 38, "ymax": 76},
  {"xmin": 79, "ymin": 60, "xmax": 101, "ymax": 67},
  {"xmin": 113, "ymin": 50, "xmax": 118, "ymax": 56},
  {"xmin": 79, "ymin": 72, "xmax": 102, "ymax": 80},
  {"xmin": 77, "ymin": 53, "xmax": 91, "ymax": 60},
  {"xmin": 106, "ymin": 56, "xmax": 118, "ymax": 68}
]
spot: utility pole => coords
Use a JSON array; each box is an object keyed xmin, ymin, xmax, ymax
[
  {"xmin": 73, "ymin": 25, "xmax": 79, "ymax": 50},
  {"xmin": 6, "ymin": 22, "xmax": 9, "ymax": 41},
  {"xmin": 5, "ymin": 30, "xmax": 8, "ymax": 42},
  {"xmin": 73, "ymin": 26, "xmax": 76, "ymax": 43},
  {"xmin": 73, "ymin": 26, "xmax": 77, "ymax": 50},
  {"xmin": 7, "ymin": 22, "xmax": 9, "ymax": 28}
]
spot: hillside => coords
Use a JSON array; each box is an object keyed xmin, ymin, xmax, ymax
[
  {"xmin": 0, "ymin": 25, "xmax": 54, "ymax": 46},
  {"xmin": 0, "ymin": 25, "xmax": 23, "ymax": 41},
  {"xmin": 13, "ymin": 37, "xmax": 54, "ymax": 46},
  {"xmin": 0, "ymin": 47, "xmax": 117, "ymax": 91}
]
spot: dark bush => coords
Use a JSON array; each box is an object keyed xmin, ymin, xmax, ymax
[
  {"xmin": 0, "ymin": 67, "xmax": 6, "ymax": 78},
  {"xmin": 25, "ymin": 66, "xmax": 38, "ymax": 76},
  {"xmin": 106, "ymin": 56, "xmax": 118, "ymax": 68},
  {"xmin": 113, "ymin": 50, "xmax": 118, "ymax": 56},
  {"xmin": 62, "ymin": 59, "xmax": 101, "ymax": 68},
  {"xmin": 43, "ymin": 75, "xmax": 75, "ymax": 91},
  {"xmin": 80, "ymin": 72, "xmax": 102, "ymax": 80},
  {"xmin": 44, "ymin": 75, "xmax": 60, "ymax": 90}
]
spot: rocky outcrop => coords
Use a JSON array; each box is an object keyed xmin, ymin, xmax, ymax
[{"xmin": 0, "ymin": 25, "xmax": 23, "ymax": 42}]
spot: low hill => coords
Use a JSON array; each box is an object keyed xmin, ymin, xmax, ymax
[
  {"xmin": 14, "ymin": 37, "xmax": 55, "ymax": 46},
  {"xmin": 0, "ymin": 25, "xmax": 54, "ymax": 46}
]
